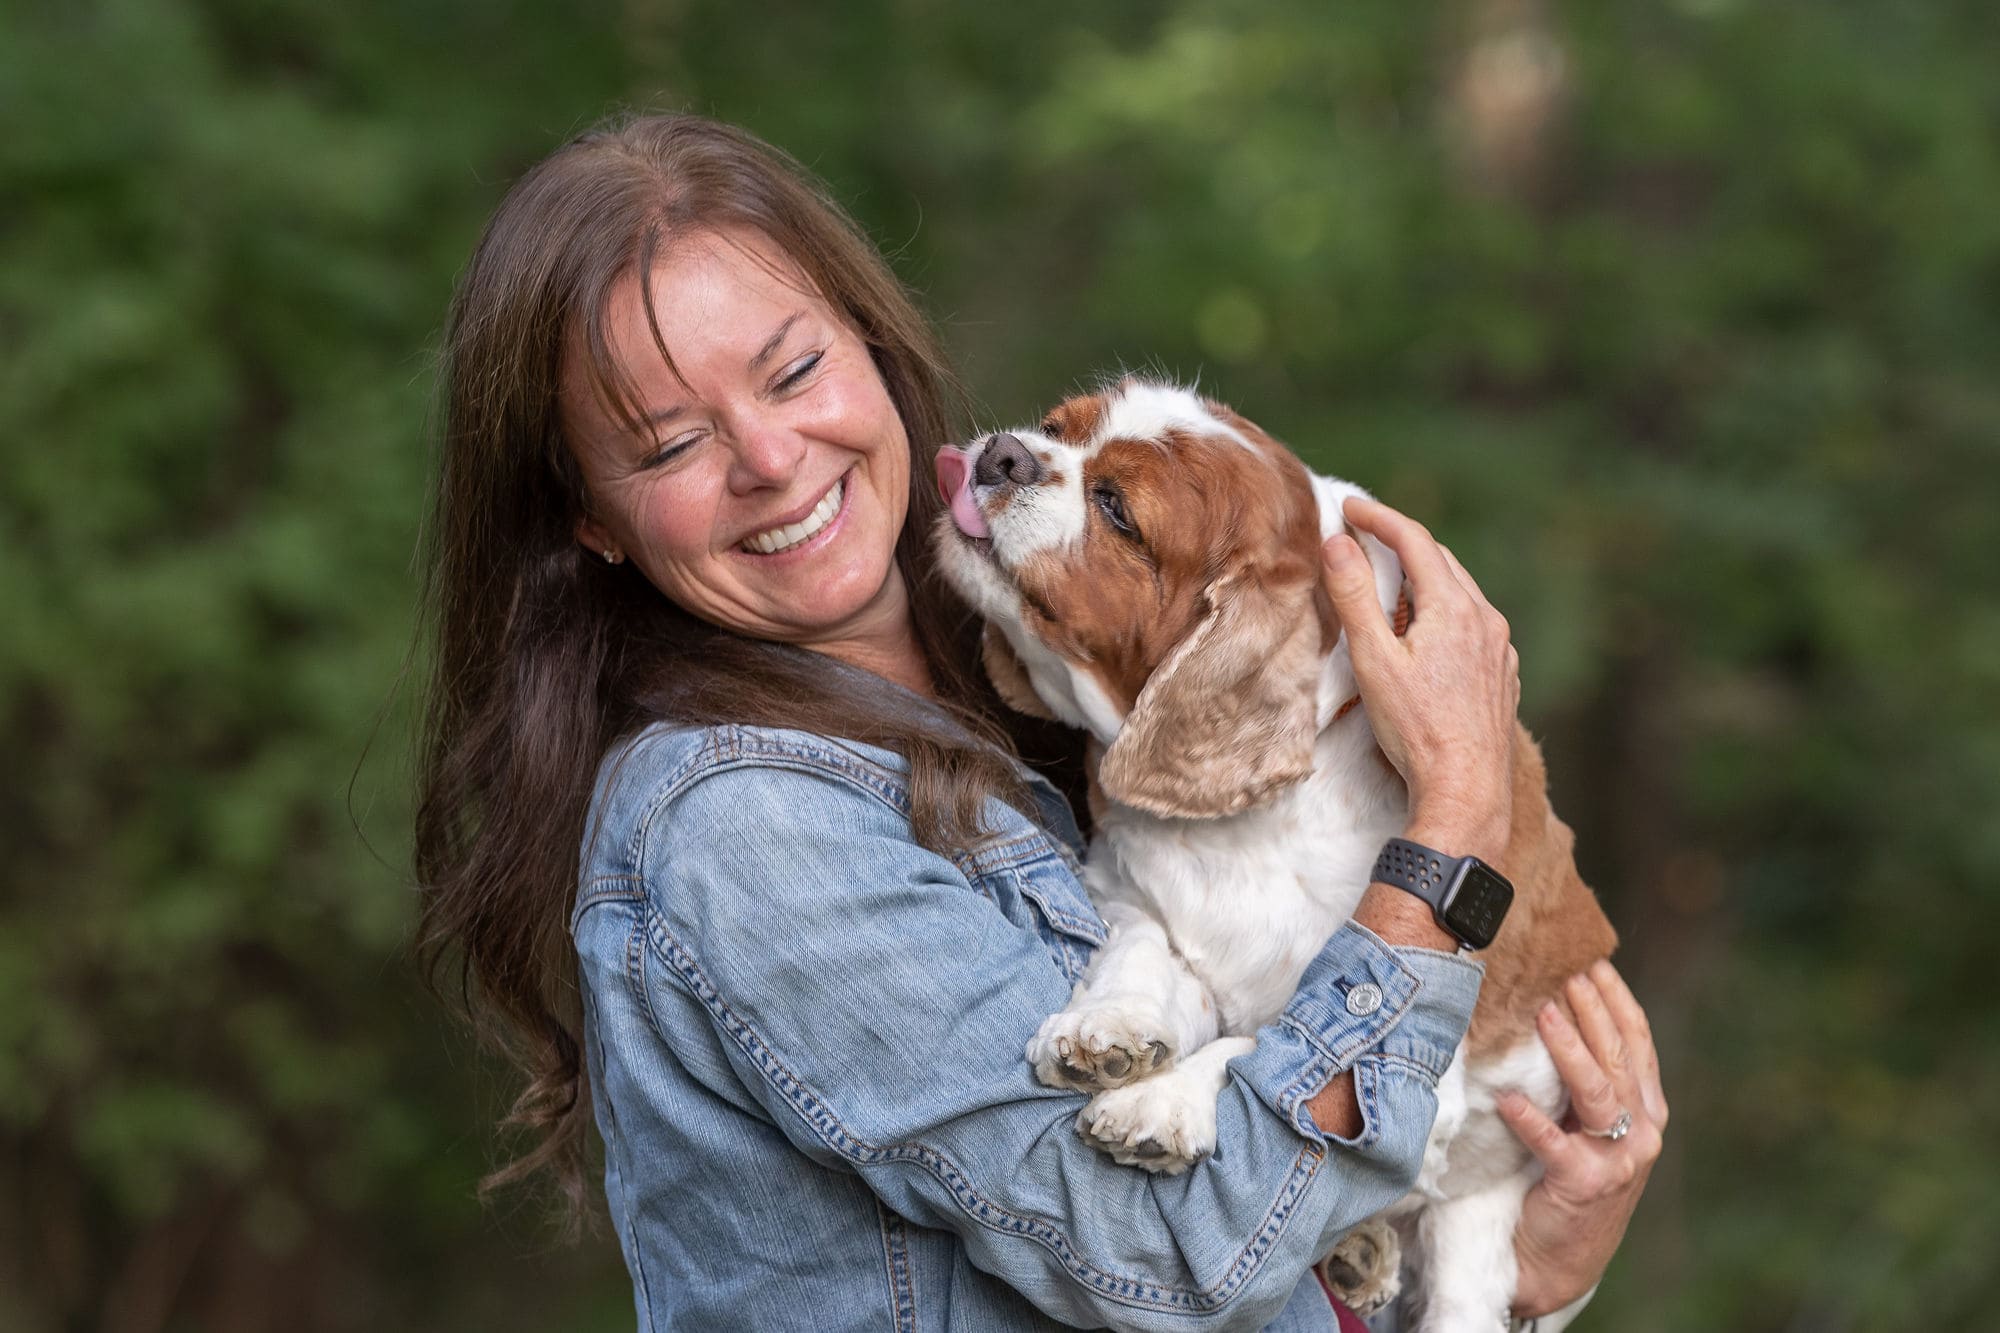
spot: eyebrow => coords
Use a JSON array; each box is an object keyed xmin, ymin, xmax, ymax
[
  {"xmin": 642, "ymin": 313, "xmax": 804, "ymax": 431},
  {"xmin": 751, "ymin": 313, "xmax": 804, "ymax": 372}
]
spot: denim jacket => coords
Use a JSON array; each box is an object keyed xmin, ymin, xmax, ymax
[{"xmin": 572, "ymin": 720, "xmax": 1484, "ymax": 1332}]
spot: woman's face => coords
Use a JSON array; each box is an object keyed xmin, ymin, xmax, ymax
[{"xmin": 566, "ymin": 228, "xmax": 913, "ymax": 652}]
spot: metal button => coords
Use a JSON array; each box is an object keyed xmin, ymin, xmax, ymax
[{"xmin": 1346, "ymin": 983, "xmax": 1383, "ymax": 1017}]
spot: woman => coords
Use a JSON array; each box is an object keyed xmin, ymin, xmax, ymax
[{"xmin": 416, "ymin": 114, "xmax": 1666, "ymax": 1331}]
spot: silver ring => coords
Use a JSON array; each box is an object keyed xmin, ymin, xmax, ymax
[{"xmin": 1585, "ymin": 1108, "xmax": 1632, "ymax": 1142}]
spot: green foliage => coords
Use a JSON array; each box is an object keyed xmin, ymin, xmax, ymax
[{"xmin": 3, "ymin": 0, "xmax": 1995, "ymax": 1328}]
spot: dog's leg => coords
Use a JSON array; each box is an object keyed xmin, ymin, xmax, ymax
[
  {"xmin": 1405, "ymin": 1176, "xmax": 1533, "ymax": 1333},
  {"xmin": 1027, "ymin": 903, "xmax": 1216, "ymax": 1092},
  {"xmin": 1319, "ymin": 1218, "xmax": 1403, "ymax": 1317},
  {"xmin": 1074, "ymin": 1034, "xmax": 1257, "ymax": 1172}
]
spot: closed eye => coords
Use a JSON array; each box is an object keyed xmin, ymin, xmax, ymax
[
  {"xmin": 774, "ymin": 351, "xmax": 823, "ymax": 392},
  {"xmin": 642, "ymin": 430, "xmax": 705, "ymax": 470},
  {"xmin": 1092, "ymin": 481, "xmax": 1142, "ymax": 542}
]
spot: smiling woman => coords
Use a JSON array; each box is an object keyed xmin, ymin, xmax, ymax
[
  {"xmin": 414, "ymin": 113, "xmax": 1657, "ymax": 1332},
  {"xmin": 563, "ymin": 228, "xmax": 922, "ymax": 689},
  {"xmin": 414, "ymin": 115, "xmax": 1049, "ymax": 1216}
]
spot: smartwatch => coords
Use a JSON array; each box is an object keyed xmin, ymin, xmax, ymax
[{"xmin": 1369, "ymin": 837, "xmax": 1515, "ymax": 950}]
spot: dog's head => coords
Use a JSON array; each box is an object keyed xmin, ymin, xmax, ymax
[{"xmin": 933, "ymin": 378, "xmax": 1400, "ymax": 819}]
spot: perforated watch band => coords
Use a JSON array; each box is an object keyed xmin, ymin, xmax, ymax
[
  {"xmin": 1370, "ymin": 838, "xmax": 1458, "ymax": 907},
  {"xmin": 1369, "ymin": 837, "xmax": 1515, "ymax": 950}
]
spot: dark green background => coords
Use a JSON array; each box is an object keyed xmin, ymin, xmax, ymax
[{"xmin": 5, "ymin": 1, "xmax": 1995, "ymax": 1328}]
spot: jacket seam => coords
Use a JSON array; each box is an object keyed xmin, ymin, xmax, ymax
[
  {"xmin": 876, "ymin": 1196, "xmax": 918, "ymax": 1333},
  {"xmin": 631, "ymin": 728, "xmax": 912, "ymax": 867},
  {"xmin": 621, "ymin": 732, "xmax": 1101, "ymax": 952},
  {"xmin": 1368, "ymin": 1050, "xmax": 1449, "ymax": 1087},
  {"xmin": 587, "ymin": 920, "xmax": 658, "ymax": 1332},
  {"xmin": 643, "ymin": 907, "xmax": 1316, "ymax": 1316},
  {"xmin": 1278, "ymin": 992, "xmax": 1414, "ymax": 1073},
  {"xmin": 1010, "ymin": 868, "xmax": 1108, "ymax": 945},
  {"xmin": 625, "ymin": 901, "xmax": 661, "ymax": 1050},
  {"xmin": 616, "ymin": 725, "xmax": 1075, "ymax": 883},
  {"xmin": 573, "ymin": 875, "xmax": 646, "ymax": 931}
]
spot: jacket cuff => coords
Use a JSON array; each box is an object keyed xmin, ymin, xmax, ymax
[{"xmin": 1262, "ymin": 922, "xmax": 1484, "ymax": 1140}]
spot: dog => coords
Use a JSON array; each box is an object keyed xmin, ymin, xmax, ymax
[{"xmin": 932, "ymin": 378, "xmax": 1617, "ymax": 1330}]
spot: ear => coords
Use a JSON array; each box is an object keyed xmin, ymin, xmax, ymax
[
  {"xmin": 575, "ymin": 512, "xmax": 615, "ymax": 559},
  {"xmin": 1098, "ymin": 569, "xmax": 1324, "ymax": 819},
  {"xmin": 980, "ymin": 625, "xmax": 1057, "ymax": 720}
]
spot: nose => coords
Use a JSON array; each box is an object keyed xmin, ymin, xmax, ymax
[
  {"xmin": 726, "ymin": 419, "xmax": 806, "ymax": 492},
  {"xmin": 974, "ymin": 433, "xmax": 1047, "ymax": 489}
]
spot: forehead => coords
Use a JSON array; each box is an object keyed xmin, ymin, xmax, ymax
[
  {"xmin": 1041, "ymin": 382, "xmax": 1253, "ymax": 453},
  {"xmin": 567, "ymin": 227, "xmax": 825, "ymax": 442},
  {"xmin": 613, "ymin": 229, "xmax": 820, "ymax": 358}
]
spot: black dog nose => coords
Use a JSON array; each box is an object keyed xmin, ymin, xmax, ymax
[{"xmin": 974, "ymin": 432, "xmax": 1047, "ymax": 489}]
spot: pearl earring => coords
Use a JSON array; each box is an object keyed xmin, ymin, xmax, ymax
[{"xmin": 602, "ymin": 548, "xmax": 623, "ymax": 565}]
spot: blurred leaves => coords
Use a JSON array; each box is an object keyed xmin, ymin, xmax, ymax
[{"xmin": 3, "ymin": 0, "xmax": 1997, "ymax": 1329}]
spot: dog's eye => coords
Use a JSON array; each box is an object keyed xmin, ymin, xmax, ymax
[
  {"xmin": 1039, "ymin": 416, "xmax": 1063, "ymax": 439},
  {"xmin": 1093, "ymin": 482, "xmax": 1140, "ymax": 540}
]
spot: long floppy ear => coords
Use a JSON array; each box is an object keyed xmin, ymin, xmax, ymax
[
  {"xmin": 980, "ymin": 624, "xmax": 1057, "ymax": 720},
  {"xmin": 1097, "ymin": 570, "xmax": 1323, "ymax": 819}
]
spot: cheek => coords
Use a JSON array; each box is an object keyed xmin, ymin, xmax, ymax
[
  {"xmin": 991, "ymin": 481, "xmax": 1087, "ymax": 565},
  {"xmin": 812, "ymin": 367, "xmax": 909, "ymax": 500},
  {"xmin": 860, "ymin": 412, "xmax": 912, "ymax": 534},
  {"xmin": 1014, "ymin": 549, "xmax": 1106, "ymax": 649},
  {"xmin": 1017, "ymin": 544, "xmax": 1176, "ymax": 709},
  {"xmin": 622, "ymin": 470, "xmax": 722, "ymax": 564},
  {"xmin": 875, "ymin": 435, "xmax": 911, "ymax": 523}
]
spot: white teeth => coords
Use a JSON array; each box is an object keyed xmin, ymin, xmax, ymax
[{"xmin": 742, "ymin": 479, "xmax": 843, "ymax": 554}]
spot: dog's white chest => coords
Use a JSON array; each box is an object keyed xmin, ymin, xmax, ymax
[{"xmin": 1090, "ymin": 731, "xmax": 1406, "ymax": 1033}]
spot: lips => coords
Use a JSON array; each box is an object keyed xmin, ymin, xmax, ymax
[{"xmin": 934, "ymin": 447, "xmax": 990, "ymax": 540}]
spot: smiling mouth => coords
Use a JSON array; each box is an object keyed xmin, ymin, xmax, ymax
[{"xmin": 740, "ymin": 476, "xmax": 845, "ymax": 555}]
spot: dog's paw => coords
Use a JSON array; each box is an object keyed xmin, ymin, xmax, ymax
[
  {"xmin": 1028, "ymin": 1005, "xmax": 1175, "ymax": 1092},
  {"xmin": 1318, "ymin": 1219, "xmax": 1402, "ymax": 1318},
  {"xmin": 1075, "ymin": 1073, "xmax": 1217, "ymax": 1174}
]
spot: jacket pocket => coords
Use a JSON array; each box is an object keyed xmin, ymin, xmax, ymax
[{"xmin": 959, "ymin": 831, "xmax": 1106, "ymax": 983}]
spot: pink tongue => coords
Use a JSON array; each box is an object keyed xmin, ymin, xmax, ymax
[{"xmin": 935, "ymin": 447, "xmax": 990, "ymax": 540}]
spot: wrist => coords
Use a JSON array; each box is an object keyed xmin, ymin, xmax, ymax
[
  {"xmin": 1404, "ymin": 803, "xmax": 1509, "ymax": 865},
  {"xmin": 1353, "ymin": 883, "xmax": 1459, "ymax": 953},
  {"xmin": 1362, "ymin": 824, "xmax": 1518, "ymax": 952}
]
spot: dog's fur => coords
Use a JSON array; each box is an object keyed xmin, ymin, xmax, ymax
[{"xmin": 932, "ymin": 379, "xmax": 1616, "ymax": 1331}]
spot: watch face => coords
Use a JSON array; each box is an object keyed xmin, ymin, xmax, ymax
[{"xmin": 1442, "ymin": 861, "xmax": 1514, "ymax": 949}]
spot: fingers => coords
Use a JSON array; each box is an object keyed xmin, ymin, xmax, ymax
[
  {"xmin": 1341, "ymin": 495, "xmax": 1465, "ymax": 612},
  {"xmin": 1435, "ymin": 541, "xmax": 1481, "ymax": 603},
  {"xmin": 1346, "ymin": 500, "xmax": 1515, "ymax": 684},
  {"xmin": 1321, "ymin": 533, "xmax": 1397, "ymax": 661},
  {"xmin": 1590, "ymin": 960, "xmax": 1669, "ymax": 1129},
  {"xmin": 1435, "ymin": 535, "xmax": 1513, "ymax": 647},
  {"xmin": 1496, "ymin": 1089, "xmax": 1573, "ymax": 1173},
  {"xmin": 1538, "ymin": 1000, "xmax": 1624, "ymax": 1135},
  {"xmin": 1566, "ymin": 972, "xmax": 1634, "ymax": 1104}
]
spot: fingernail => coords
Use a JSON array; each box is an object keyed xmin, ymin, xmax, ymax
[
  {"xmin": 1540, "ymin": 1001, "xmax": 1559, "ymax": 1024},
  {"xmin": 1323, "ymin": 535, "xmax": 1354, "ymax": 566}
]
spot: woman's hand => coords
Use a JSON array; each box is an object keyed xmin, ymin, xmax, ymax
[
  {"xmin": 1321, "ymin": 495, "xmax": 1520, "ymax": 859},
  {"xmin": 1499, "ymin": 960, "xmax": 1669, "ymax": 1318}
]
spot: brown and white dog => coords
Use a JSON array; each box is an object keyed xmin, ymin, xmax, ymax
[{"xmin": 932, "ymin": 379, "xmax": 1616, "ymax": 1331}]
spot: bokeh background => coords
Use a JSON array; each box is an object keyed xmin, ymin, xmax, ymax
[{"xmin": 5, "ymin": 0, "xmax": 1997, "ymax": 1328}]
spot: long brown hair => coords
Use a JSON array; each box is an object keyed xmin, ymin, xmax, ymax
[{"xmin": 414, "ymin": 114, "xmax": 1066, "ymax": 1222}]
